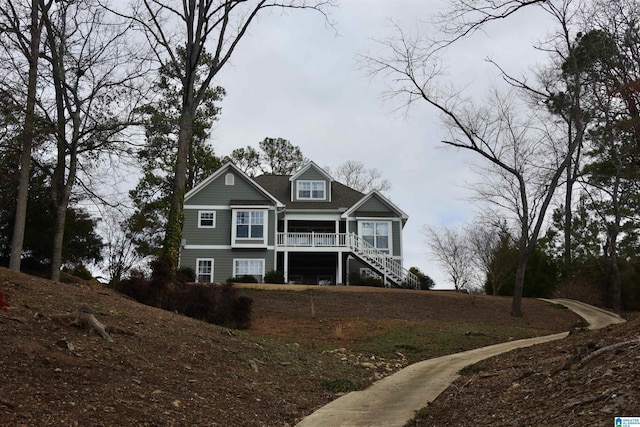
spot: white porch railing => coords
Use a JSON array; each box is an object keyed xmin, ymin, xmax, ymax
[{"xmin": 276, "ymin": 232, "xmax": 420, "ymax": 289}]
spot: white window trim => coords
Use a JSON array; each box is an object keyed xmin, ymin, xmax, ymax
[
  {"xmin": 233, "ymin": 258, "xmax": 265, "ymax": 280},
  {"xmin": 296, "ymin": 180, "xmax": 326, "ymax": 200},
  {"xmin": 225, "ymin": 173, "xmax": 235, "ymax": 185},
  {"xmin": 196, "ymin": 258, "xmax": 214, "ymax": 283},
  {"xmin": 231, "ymin": 209, "xmax": 268, "ymax": 246},
  {"xmin": 358, "ymin": 220, "xmax": 392, "ymax": 254},
  {"xmin": 198, "ymin": 210, "xmax": 216, "ymax": 228}
]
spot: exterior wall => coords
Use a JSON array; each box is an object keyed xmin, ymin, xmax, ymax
[
  {"xmin": 186, "ymin": 171, "xmax": 266, "ymax": 205},
  {"xmin": 291, "ymin": 167, "xmax": 331, "ymax": 202},
  {"xmin": 346, "ymin": 218, "xmax": 402, "ymax": 257},
  {"xmin": 183, "ymin": 209, "xmax": 232, "ymax": 246},
  {"xmin": 392, "ymin": 221, "xmax": 401, "ymax": 257},
  {"xmin": 181, "ymin": 167, "xmax": 277, "ymax": 282},
  {"xmin": 354, "ymin": 197, "xmax": 394, "ymax": 215},
  {"xmin": 180, "ymin": 248, "xmax": 275, "ymax": 283}
]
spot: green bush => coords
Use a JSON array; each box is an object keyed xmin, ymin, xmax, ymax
[
  {"xmin": 113, "ymin": 257, "xmax": 252, "ymax": 329},
  {"xmin": 348, "ymin": 271, "xmax": 384, "ymax": 287},
  {"xmin": 226, "ymin": 275, "xmax": 259, "ymax": 283},
  {"xmin": 264, "ymin": 270, "xmax": 285, "ymax": 284},
  {"xmin": 177, "ymin": 266, "xmax": 196, "ymax": 283}
]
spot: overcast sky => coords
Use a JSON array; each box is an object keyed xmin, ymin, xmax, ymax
[{"xmin": 206, "ymin": 1, "xmax": 557, "ymax": 288}]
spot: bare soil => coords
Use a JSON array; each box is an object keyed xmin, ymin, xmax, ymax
[
  {"xmin": 1, "ymin": 267, "xmax": 629, "ymax": 426},
  {"xmin": 410, "ymin": 316, "xmax": 640, "ymax": 427}
]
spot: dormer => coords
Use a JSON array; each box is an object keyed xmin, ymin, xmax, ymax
[{"xmin": 289, "ymin": 161, "xmax": 334, "ymax": 202}]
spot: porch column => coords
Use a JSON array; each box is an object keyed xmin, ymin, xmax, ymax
[
  {"xmin": 337, "ymin": 251, "xmax": 343, "ymax": 285},
  {"xmin": 284, "ymin": 251, "xmax": 289, "ymax": 284}
]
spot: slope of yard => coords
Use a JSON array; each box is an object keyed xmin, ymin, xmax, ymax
[{"xmin": 0, "ymin": 267, "xmax": 592, "ymax": 426}]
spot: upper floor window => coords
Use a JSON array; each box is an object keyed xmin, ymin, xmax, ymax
[
  {"xmin": 225, "ymin": 173, "xmax": 235, "ymax": 185},
  {"xmin": 361, "ymin": 221, "xmax": 390, "ymax": 252},
  {"xmin": 198, "ymin": 211, "xmax": 216, "ymax": 228},
  {"xmin": 236, "ymin": 210, "xmax": 264, "ymax": 239},
  {"xmin": 297, "ymin": 180, "xmax": 325, "ymax": 200}
]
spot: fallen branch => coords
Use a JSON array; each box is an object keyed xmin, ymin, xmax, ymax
[
  {"xmin": 50, "ymin": 305, "xmax": 114, "ymax": 342},
  {"xmin": 576, "ymin": 339, "xmax": 640, "ymax": 369},
  {"xmin": 0, "ymin": 312, "xmax": 27, "ymax": 323}
]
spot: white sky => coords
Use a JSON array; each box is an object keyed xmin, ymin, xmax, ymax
[{"xmin": 208, "ymin": 1, "xmax": 555, "ymax": 288}]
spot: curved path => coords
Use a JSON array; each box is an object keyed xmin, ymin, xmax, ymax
[{"xmin": 296, "ymin": 299, "xmax": 624, "ymax": 427}]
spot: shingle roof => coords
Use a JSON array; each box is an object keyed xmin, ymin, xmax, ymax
[{"xmin": 253, "ymin": 175, "xmax": 365, "ymax": 210}]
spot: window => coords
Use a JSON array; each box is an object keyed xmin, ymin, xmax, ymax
[
  {"xmin": 234, "ymin": 259, "xmax": 265, "ymax": 281},
  {"xmin": 225, "ymin": 173, "xmax": 234, "ymax": 185},
  {"xmin": 198, "ymin": 211, "xmax": 216, "ymax": 228},
  {"xmin": 236, "ymin": 210, "xmax": 264, "ymax": 239},
  {"xmin": 196, "ymin": 259, "xmax": 214, "ymax": 283},
  {"xmin": 297, "ymin": 180, "xmax": 325, "ymax": 200},
  {"xmin": 361, "ymin": 221, "xmax": 390, "ymax": 251}
]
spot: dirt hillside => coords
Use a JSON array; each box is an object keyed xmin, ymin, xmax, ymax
[{"xmin": 1, "ymin": 267, "xmax": 625, "ymax": 426}]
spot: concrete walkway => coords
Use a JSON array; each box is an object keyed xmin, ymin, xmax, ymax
[{"xmin": 296, "ymin": 299, "xmax": 625, "ymax": 427}]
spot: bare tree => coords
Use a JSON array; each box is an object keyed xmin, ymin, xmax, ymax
[
  {"xmin": 0, "ymin": 0, "xmax": 53, "ymax": 271},
  {"xmin": 101, "ymin": 209, "xmax": 144, "ymax": 287},
  {"xmin": 326, "ymin": 160, "xmax": 392, "ymax": 194},
  {"xmin": 362, "ymin": 2, "xmax": 586, "ymax": 316},
  {"xmin": 40, "ymin": 0, "xmax": 148, "ymax": 280},
  {"xmin": 423, "ymin": 224, "xmax": 474, "ymax": 291},
  {"xmin": 115, "ymin": 0, "xmax": 335, "ymax": 268},
  {"xmin": 466, "ymin": 219, "xmax": 513, "ymax": 295}
]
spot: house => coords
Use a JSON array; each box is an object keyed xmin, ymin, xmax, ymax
[{"xmin": 179, "ymin": 161, "xmax": 418, "ymax": 288}]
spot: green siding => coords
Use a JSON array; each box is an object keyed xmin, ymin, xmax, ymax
[
  {"xmin": 355, "ymin": 196, "xmax": 393, "ymax": 215},
  {"xmin": 182, "ymin": 209, "xmax": 232, "ymax": 246},
  {"xmin": 187, "ymin": 171, "xmax": 270, "ymax": 206},
  {"xmin": 180, "ymin": 248, "xmax": 275, "ymax": 282},
  {"xmin": 392, "ymin": 221, "xmax": 401, "ymax": 257},
  {"xmin": 292, "ymin": 167, "xmax": 330, "ymax": 202}
]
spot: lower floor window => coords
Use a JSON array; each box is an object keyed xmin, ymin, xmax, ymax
[
  {"xmin": 234, "ymin": 259, "xmax": 265, "ymax": 280},
  {"xmin": 196, "ymin": 259, "xmax": 214, "ymax": 283}
]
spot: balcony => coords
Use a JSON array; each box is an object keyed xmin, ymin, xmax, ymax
[{"xmin": 277, "ymin": 232, "xmax": 348, "ymax": 248}]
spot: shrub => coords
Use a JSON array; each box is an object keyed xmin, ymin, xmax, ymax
[
  {"xmin": 264, "ymin": 270, "xmax": 285, "ymax": 284},
  {"xmin": 348, "ymin": 271, "xmax": 384, "ymax": 287},
  {"xmin": 114, "ymin": 274, "xmax": 152, "ymax": 303},
  {"xmin": 114, "ymin": 266, "xmax": 253, "ymax": 329},
  {"xmin": 177, "ymin": 267, "xmax": 196, "ymax": 283},
  {"xmin": 167, "ymin": 282, "xmax": 253, "ymax": 329},
  {"xmin": 226, "ymin": 275, "xmax": 259, "ymax": 283}
]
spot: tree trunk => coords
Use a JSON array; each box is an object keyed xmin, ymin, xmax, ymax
[
  {"xmin": 9, "ymin": 0, "xmax": 42, "ymax": 272},
  {"xmin": 563, "ymin": 158, "xmax": 572, "ymax": 275},
  {"xmin": 50, "ymin": 203, "xmax": 69, "ymax": 282},
  {"xmin": 163, "ymin": 109, "xmax": 193, "ymax": 268},
  {"xmin": 511, "ymin": 244, "xmax": 532, "ymax": 317}
]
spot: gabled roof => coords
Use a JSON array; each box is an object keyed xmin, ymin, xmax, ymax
[
  {"xmin": 342, "ymin": 190, "xmax": 409, "ymax": 223},
  {"xmin": 288, "ymin": 161, "xmax": 334, "ymax": 182},
  {"xmin": 184, "ymin": 162, "xmax": 284, "ymax": 207},
  {"xmin": 254, "ymin": 175, "xmax": 364, "ymax": 210}
]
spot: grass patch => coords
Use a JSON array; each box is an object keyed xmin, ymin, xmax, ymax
[
  {"xmin": 405, "ymin": 406, "xmax": 438, "ymax": 426},
  {"xmin": 320, "ymin": 378, "xmax": 360, "ymax": 393},
  {"xmin": 349, "ymin": 320, "xmax": 540, "ymax": 363},
  {"xmin": 459, "ymin": 362, "xmax": 486, "ymax": 375}
]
